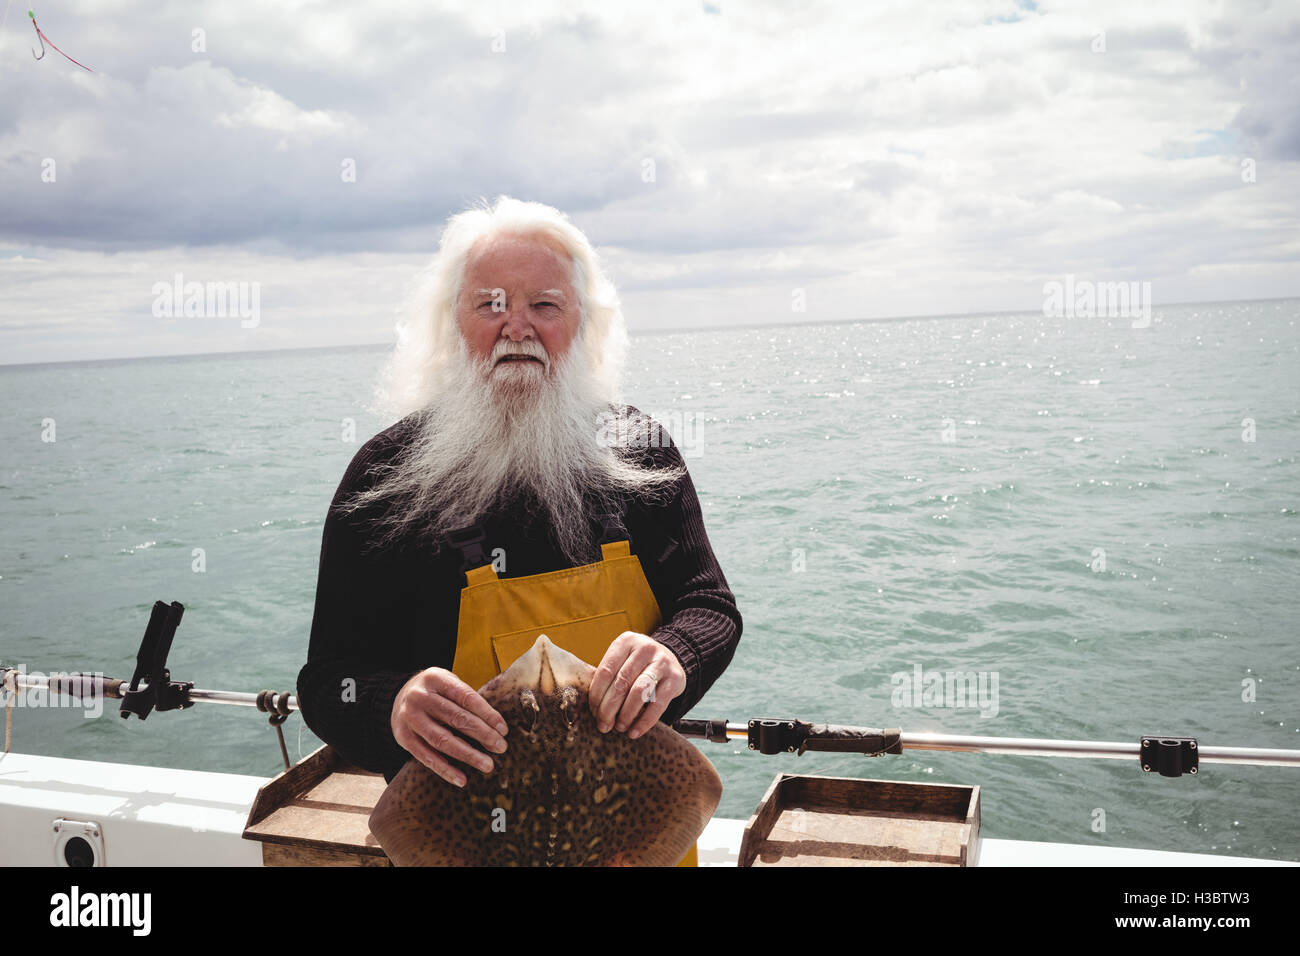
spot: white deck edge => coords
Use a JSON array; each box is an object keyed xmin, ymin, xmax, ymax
[{"xmin": 1, "ymin": 752, "xmax": 1293, "ymax": 867}]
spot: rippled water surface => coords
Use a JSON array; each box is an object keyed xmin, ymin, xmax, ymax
[{"xmin": 3, "ymin": 299, "xmax": 1298, "ymax": 860}]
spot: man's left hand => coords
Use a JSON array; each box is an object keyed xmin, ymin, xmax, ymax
[{"xmin": 589, "ymin": 631, "xmax": 686, "ymax": 740}]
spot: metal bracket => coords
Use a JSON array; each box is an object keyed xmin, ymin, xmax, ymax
[
  {"xmin": 749, "ymin": 718, "xmax": 800, "ymax": 754},
  {"xmin": 120, "ymin": 601, "xmax": 195, "ymax": 720},
  {"xmin": 1140, "ymin": 736, "xmax": 1198, "ymax": 777}
]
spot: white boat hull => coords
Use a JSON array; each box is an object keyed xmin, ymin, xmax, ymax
[{"xmin": 1, "ymin": 752, "xmax": 1292, "ymax": 867}]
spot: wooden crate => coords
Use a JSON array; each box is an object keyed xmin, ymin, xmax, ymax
[
  {"xmin": 739, "ymin": 773, "xmax": 980, "ymax": 867},
  {"xmin": 242, "ymin": 745, "xmax": 392, "ymax": 866}
]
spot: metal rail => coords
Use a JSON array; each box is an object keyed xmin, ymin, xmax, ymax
[
  {"xmin": 6, "ymin": 668, "xmax": 1298, "ymax": 770},
  {"xmin": 0, "ymin": 669, "xmax": 297, "ymax": 715},
  {"xmin": 672, "ymin": 719, "xmax": 1300, "ymax": 770}
]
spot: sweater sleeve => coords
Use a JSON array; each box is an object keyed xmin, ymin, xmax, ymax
[
  {"xmin": 296, "ymin": 434, "xmax": 419, "ymax": 778},
  {"xmin": 635, "ymin": 437, "xmax": 743, "ymax": 724}
]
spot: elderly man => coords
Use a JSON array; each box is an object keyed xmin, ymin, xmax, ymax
[{"xmin": 296, "ymin": 197, "xmax": 741, "ymax": 833}]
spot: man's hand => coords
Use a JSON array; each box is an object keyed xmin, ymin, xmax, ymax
[
  {"xmin": 391, "ymin": 668, "xmax": 509, "ymax": 788},
  {"xmin": 588, "ymin": 631, "xmax": 686, "ymax": 740}
]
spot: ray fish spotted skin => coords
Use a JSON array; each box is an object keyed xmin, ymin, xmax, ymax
[{"xmin": 369, "ymin": 635, "xmax": 723, "ymax": 866}]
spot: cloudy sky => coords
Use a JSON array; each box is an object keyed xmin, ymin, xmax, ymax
[{"xmin": 1, "ymin": 0, "xmax": 1297, "ymax": 365}]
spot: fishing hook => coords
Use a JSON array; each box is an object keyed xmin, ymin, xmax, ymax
[
  {"xmin": 27, "ymin": 8, "xmax": 94, "ymax": 72},
  {"xmin": 30, "ymin": 11, "xmax": 46, "ymax": 59}
]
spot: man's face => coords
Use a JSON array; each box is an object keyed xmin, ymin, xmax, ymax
[{"xmin": 455, "ymin": 233, "xmax": 582, "ymax": 389}]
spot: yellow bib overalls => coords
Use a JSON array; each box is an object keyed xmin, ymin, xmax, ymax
[{"xmin": 447, "ymin": 520, "xmax": 699, "ymax": 867}]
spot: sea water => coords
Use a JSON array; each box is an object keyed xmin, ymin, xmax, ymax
[{"xmin": 2, "ymin": 299, "xmax": 1297, "ymax": 860}]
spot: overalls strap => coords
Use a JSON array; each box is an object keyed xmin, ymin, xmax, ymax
[
  {"xmin": 445, "ymin": 523, "xmax": 488, "ymax": 572},
  {"xmin": 596, "ymin": 498, "xmax": 627, "ymax": 545},
  {"xmin": 447, "ymin": 497, "xmax": 627, "ymax": 578}
]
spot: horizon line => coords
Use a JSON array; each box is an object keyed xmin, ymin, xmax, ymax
[{"xmin": 2, "ymin": 293, "xmax": 1295, "ymax": 371}]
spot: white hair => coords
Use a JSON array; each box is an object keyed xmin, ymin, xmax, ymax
[
  {"xmin": 376, "ymin": 195, "xmax": 629, "ymax": 420},
  {"xmin": 344, "ymin": 196, "xmax": 683, "ymax": 565}
]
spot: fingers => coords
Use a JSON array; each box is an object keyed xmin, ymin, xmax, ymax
[
  {"xmin": 404, "ymin": 732, "xmax": 468, "ymax": 788},
  {"xmin": 426, "ymin": 693, "xmax": 508, "ymax": 756},
  {"xmin": 409, "ymin": 709, "xmax": 497, "ymax": 777},
  {"xmin": 589, "ymin": 633, "xmax": 685, "ymax": 737},
  {"xmin": 590, "ymin": 633, "xmax": 653, "ymax": 732},
  {"xmin": 612, "ymin": 663, "xmax": 660, "ymax": 733},
  {"xmin": 619, "ymin": 658, "xmax": 684, "ymax": 738},
  {"xmin": 588, "ymin": 632, "xmax": 636, "ymax": 726},
  {"xmin": 625, "ymin": 674, "xmax": 672, "ymax": 740},
  {"xmin": 439, "ymin": 673, "xmax": 510, "ymax": 739},
  {"xmin": 391, "ymin": 668, "xmax": 511, "ymax": 788},
  {"xmin": 429, "ymin": 677, "xmax": 509, "ymax": 754}
]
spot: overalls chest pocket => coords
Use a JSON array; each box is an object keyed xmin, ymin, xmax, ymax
[
  {"xmin": 490, "ymin": 609, "xmax": 632, "ymax": 674},
  {"xmin": 454, "ymin": 539, "xmax": 664, "ymax": 688}
]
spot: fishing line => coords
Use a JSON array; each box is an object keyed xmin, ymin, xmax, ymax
[{"xmin": 29, "ymin": 6, "xmax": 94, "ymax": 72}]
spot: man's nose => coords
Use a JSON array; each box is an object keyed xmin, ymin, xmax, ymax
[{"xmin": 500, "ymin": 302, "xmax": 534, "ymax": 340}]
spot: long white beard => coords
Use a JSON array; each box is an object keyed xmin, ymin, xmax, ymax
[{"xmin": 344, "ymin": 335, "xmax": 683, "ymax": 566}]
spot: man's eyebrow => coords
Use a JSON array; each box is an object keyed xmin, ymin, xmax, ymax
[{"xmin": 469, "ymin": 288, "xmax": 567, "ymax": 301}]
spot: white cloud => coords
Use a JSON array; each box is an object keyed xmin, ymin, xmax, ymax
[{"xmin": 0, "ymin": 0, "xmax": 1296, "ymax": 363}]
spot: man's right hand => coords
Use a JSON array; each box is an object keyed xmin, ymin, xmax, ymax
[{"xmin": 390, "ymin": 668, "xmax": 509, "ymax": 788}]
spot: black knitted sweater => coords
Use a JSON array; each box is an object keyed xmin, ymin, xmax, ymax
[{"xmin": 295, "ymin": 409, "xmax": 742, "ymax": 782}]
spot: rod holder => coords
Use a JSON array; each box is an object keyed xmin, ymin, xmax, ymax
[{"xmin": 1140, "ymin": 736, "xmax": 1198, "ymax": 777}]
